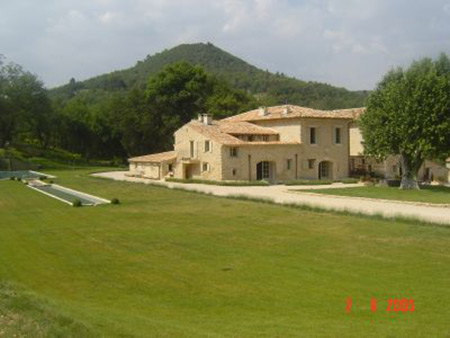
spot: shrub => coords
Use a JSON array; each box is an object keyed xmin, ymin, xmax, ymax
[
  {"xmin": 16, "ymin": 177, "xmax": 22, "ymax": 182},
  {"xmin": 49, "ymin": 180, "xmax": 54, "ymax": 184},
  {"xmin": 165, "ymin": 178, "xmax": 269, "ymax": 186},
  {"xmin": 39, "ymin": 176, "xmax": 47, "ymax": 181},
  {"xmin": 284, "ymin": 180, "xmax": 333, "ymax": 186},
  {"xmin": 111, "ymin": 198, "xmax": 120, "ymax": 205},
  {"xmin": 341, "ymin": 178, "xmax": 359, "ymax": 184},
  {"xmin": 72, "ymin": 199, "xmax": 82, "ymax": 207},
  {"xmin": 9, "ymin": 176, "xmax": 15, "ymax": 181},
  {"xmin": 386, "ymin": 179, "xmax": 401, "ymax": 187}
]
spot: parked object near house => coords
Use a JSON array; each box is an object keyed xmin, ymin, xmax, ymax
[{"xmin": 129, "ymin": 106, "xmax": 363, "ymax": 183}]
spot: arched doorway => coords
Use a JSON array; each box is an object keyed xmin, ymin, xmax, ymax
[
  {"xmin": 318, "ymin": 161, "xmax": 332, "ymax": 180},
  {"xmin": 256, "ymin": 161, "xmax": 276, "ymax": 182}
]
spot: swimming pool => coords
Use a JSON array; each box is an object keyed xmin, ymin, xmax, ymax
[
  {"xmin": 28, "ymin": 181, "xmax": 110, "ymax": 206},
  {"xmin": 0, "ymin": 170, "xmax": 55, "ymax": 180}
]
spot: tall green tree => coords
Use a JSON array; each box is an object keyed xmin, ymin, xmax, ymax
[
  {"xmin": 0, "ymin": 59, "xmax": 52, "ymax": 148},
  {"xmin": 360, "ymin": 54, "xmax": 450, "ymax": 189},
  {"xmin": 107, "ymin": 88, "xmax": 162, "ymax": 156},
  {"xmin": 146, "ymin": 61, "xmax": 213, "ymax": 147}
]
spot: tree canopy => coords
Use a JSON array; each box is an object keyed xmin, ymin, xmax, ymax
[
  {"xmin": 360, "ymin": 54, "xmax": 450, "ymax": 189},
  {"xmin": 0, "ymin": 59, "xmax": 53, "ymax": 148}
]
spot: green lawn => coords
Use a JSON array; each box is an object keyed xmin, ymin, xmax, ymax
[
  {"xmin": 300, "ymin": 185, "xmax": 450, "ymax": 204},
  {"xmin": 0, "ymin": 168, "xmax": 449, "ymax": 337}
]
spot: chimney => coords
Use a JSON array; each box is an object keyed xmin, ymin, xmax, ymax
[
  {"xmin": 282, "ymin": 106, "xmax": 290, "ymax": 116},
  {"xmin": 202, "ymin": 114, "xmax": 213, "ymax": 125},
  {"xmin": 198, "ymin": 114, "xmax": 203, "ymax": 122},
  {"xmin": 258, "ymin": 106, "xmax": 268, "ymax": 116}
]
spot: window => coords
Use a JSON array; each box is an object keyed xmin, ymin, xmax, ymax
[
  {"xmin": 286, "ymin": 159, "xmax": 292, "ymax": 170},
  {"xmin": 134, "ymin": 163, "xmax": 138, "ymax": 169},
  {"xmin": 190, "ymin": 141, "xmax": 195, "ymax": 157},
  {"xmin": 262, "ymin": 135, "xmax": 269, "ymax": 142},
  {"xmin": 262, "ymin": 161, "xmax": 270, "ymax": 179},
  {"xmin": 204, "ymin": 140, "xmax": 210, "ymax": 152},
  {"xmin": 248, "ymin": 135, "xmax": 254, "ymax": 142},
  {"xmin": 334, "ymin": 127, "xmax": 341, "ymax": 144},
  {"xmin": 230, "ymin": 147, "xmax": 238, "ymax": 157},
  {"xmin": 168, "ymin": 164, "xmax": 173, "ymax": 172},
  {"xmin": 319, "ymin": 161, "xmax": 331, "ymax": 179},
  {"xmin": 309, "ymin": 127, "xmax": 316, "ymax": 144},
  {"xmin": 308, "ymin": 159, "xmax": 315, "ymax": 169},
  {"xmin": 232, "ymin": 168, "xmax": 237, "ymax": 176},
  {"xmin": 202, "ymin": 163, "xmax": 209, "ymax": 172}
]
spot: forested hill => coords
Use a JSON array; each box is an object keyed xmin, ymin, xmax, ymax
[{"xmin": 50, "ymin": 42, "xmax": 368, "ymax": 109}]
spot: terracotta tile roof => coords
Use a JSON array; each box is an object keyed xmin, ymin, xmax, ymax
[
  {"xmin": 240, "ymin": 141, "xmax": 301, "ymax": 146},
  {"xmin": 187, "ymin": 120, "xmax": 244, "ymax": 145},
  {"xmin": 186, "ymin": 120, "xmax": 278, "ymax": 144},
  {"xmin": 215, "ymin": 121, "xmax": 278, "ymax": 135},
  {"xmin": 128, "ymin": 151, "xmax": 176, "ymax": 163},
  {"xmin": 221, "ymin": 105, "xmax": 366, "ymax": 122}
]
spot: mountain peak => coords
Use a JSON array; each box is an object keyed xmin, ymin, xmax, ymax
[{"xmin": 50, "ymin": 43, "xmax": 367, "ymax": 109}]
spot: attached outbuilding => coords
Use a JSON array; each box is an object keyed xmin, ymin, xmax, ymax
[{"xmin": 128, "ymin": 151, "xmax": 176, "ymax": 180}]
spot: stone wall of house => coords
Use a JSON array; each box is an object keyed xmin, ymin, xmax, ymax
[
  {"xmin": 298, "ymin": 118, "xmax": 350, "ymax": 180},
  {"xmin": 129, "ymin": 162, "xmax": 161, "ymax": 179},
  {"xmin": 248, "ymin": 118, "xmax": 350, "ymax": 181},
  {"xmin": 255, "ymin": 118, "xmax": 301, "ymax": 142},
  {"xmin": 220, "ymin": 145, "xmax": 301, "ymax": 182},
  {"xmin": 349, "ymin": 123, "xmax": 364, "ymax": 156},
  {"xmin": 173, "ymin": 125, "xmax": 224, "ymax": 180},
  {"xmin": 419, "ymin": 160, "xmax": 450, "ymax": 183}
]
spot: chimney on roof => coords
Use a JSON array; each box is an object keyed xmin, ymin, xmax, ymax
[
  {"xmin": 202, "ymin": 114, "xmax": 213, "ymax": 125},
  {"xmin": 258, "ymin": 106, "xmax": 268, "ymax": 116},
  {"xmin": 282, "ymin": 106, "xmax": 290, "ymax": 116}
]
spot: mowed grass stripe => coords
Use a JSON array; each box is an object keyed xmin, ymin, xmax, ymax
[
  {"xmin": 302, "ymin": 185, "xmax": 450, "ymax": 204},
  {"xmin": 0, "ymin": 169, "xmax": 449, "ymax": 337}
]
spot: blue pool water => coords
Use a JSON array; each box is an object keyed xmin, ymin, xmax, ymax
[{"xmin": 0, "ymin": 170, "xmax": 50, "ymax": 180}]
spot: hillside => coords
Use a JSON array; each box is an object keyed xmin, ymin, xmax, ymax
[{"xmin": 50, "ymin": 43, "xmax": 368, "ymax": 109}]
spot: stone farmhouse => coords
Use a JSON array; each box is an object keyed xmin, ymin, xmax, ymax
[
  {"xmin": 128, "ymin": 105, "xmax": 362, "ymax": 182},
  {"xmin": 128, "ymin": 104, "xmax": 450, "ymax": 183}
]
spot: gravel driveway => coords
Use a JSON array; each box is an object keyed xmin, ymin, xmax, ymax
[{"xmin": 93, "ymin": 171, "xmax": 450, "ymax": 225}]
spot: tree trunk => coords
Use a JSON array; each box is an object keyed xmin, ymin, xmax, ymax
[{"xmin": 399, "ymin": 154, "xmax": 422, "ymax": 190}]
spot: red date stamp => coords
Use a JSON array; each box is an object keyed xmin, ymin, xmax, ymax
[{"xmin": 346, "ymin": 297, "xmax": 414, "ymax": 313}]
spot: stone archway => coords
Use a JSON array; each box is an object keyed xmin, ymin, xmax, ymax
[{"xmin": 256, "ymin": 161, "xmax": 276, "ymax": 182}]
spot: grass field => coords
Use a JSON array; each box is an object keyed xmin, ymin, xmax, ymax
[
  {"xmin": 0, "ymin": 168, "xmax": 449, "ymax": 337},
  {"xmin": 301, "ymin": 185, "xmax": 450, "ymax": 204}
]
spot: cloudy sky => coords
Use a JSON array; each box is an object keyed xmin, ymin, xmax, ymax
[{"xmin": 1, "ymin": 0, "xmax": 450, "ymax": 90}]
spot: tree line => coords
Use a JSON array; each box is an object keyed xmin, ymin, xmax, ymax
[{"xmin": 1, "ymin": 60, "xmax": 256, "ymax": 160}]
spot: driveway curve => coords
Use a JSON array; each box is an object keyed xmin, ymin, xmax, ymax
[{"xmin": 93, "ymin": 171, "xmax": 450, "ymax": 225}]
